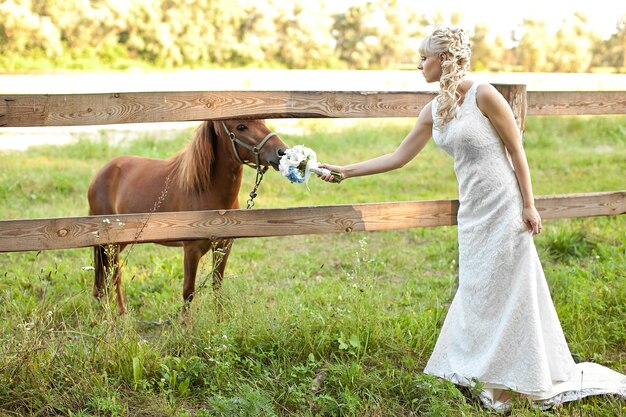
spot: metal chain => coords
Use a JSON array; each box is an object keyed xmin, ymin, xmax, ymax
[{"xmin": 246, "ymin": 166, "xmax": 268, "ymax": 209}]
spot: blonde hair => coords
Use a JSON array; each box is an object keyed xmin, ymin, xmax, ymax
[{"xmin": 419, "ymin": 27, "xmax": 471, "ymax": 128}]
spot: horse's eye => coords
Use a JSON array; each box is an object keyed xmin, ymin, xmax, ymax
[{"xmin": 236, "ymin": 124, "xmax": 247, "ymax": 131}]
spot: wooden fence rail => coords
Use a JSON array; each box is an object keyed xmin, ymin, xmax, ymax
[
  {"xmin": 2, "ymin": 89, "xmax": 625, "ymax": 128},
  {"xmin": 1, "ymin": 192, "xmax": 623, "ymax": 253},
  {"xmin": 1, "ymin": 85, "xmax": 624, "ymax": 254}
]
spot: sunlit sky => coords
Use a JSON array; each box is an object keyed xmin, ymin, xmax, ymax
[{"xmin": 327, "ymin": 0, "xmax": 625, "ymax": 40}]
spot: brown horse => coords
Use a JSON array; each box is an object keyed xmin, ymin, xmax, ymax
[{"xmin": 88, "ymin": 119, "xmax": 287, "ymax": 314}]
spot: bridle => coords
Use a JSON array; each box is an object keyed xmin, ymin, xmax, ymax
[
  {"xmin": 220, "ymin": 121, "xmax": 278, "ymax": 209},
  {"xmin": 221, "ymin": 121, "xmax": 278, "ymax": 170}
]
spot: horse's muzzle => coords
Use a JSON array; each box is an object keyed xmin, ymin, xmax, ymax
[{"xmin": 269, "ymin": 148, "xmax": 286, "ymax": 170}]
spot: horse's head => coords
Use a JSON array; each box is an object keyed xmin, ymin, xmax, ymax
[{"xmin": 217, "ymin": 120, "xmax": 287, "ymax": 170}]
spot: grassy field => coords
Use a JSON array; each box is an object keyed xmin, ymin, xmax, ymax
[{"xmin": 0, "ymin": 116, "xmax": 625, "ymax": 416}]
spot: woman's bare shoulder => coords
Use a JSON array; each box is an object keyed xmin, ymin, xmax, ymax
[
  {"xmin": 475, "ymin": 83, "xmax": 508, "ymax": 112},
  {"xmin": 475, "ymin": 82, "xmax": 500, "ymax": 99},
  {"xmin": 418, "ymin": 99, "xmax": 435, "ymax": 123}
]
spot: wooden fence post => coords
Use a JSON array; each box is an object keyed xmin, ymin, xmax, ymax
[{"xmin": 494, "ymin": 84, "xmax": 527, "ymax": 133}]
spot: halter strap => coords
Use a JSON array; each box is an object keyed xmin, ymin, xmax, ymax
[{"xmin": 221, "ymin": 121, "xmax": 277, "ymax": 169}]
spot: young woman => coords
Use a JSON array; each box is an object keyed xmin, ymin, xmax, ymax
[{"xmin": 319, "ymin": 26, "xmax": 626, "ymax": 411}]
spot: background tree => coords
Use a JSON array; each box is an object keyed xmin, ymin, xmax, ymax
[
  {"xmin": 359, "ymin": 0, "xmax": 426, "ymax": 69},
  {"xmin": 511, "ymin": 18, "xmax": 550, "ymax": 72},
  {"xmin": 332, "ymin": 2, "xmax": 377, "ymax": 68},
  {"xmin": 0, "ymin": 0, "xmax": 623, "ymax": 72},
  {"xmin": 470, "ymin": 23, "xmax": 506, "ymax": 71},
  {"xmin": 594, "ymin": 14, "xmax": 626, "ymax": 72},
  {"xmin": 0, "ymin": 0, "xmax": 62, "ymax": 64},
  {"xmin": 332, "ymin": 0, "xmax": 429, "ymax": 69},
  {"xmin": 270, "ymin": 0, "xmax": 339, "ymax": 69},
  {"xmin": 549, "ymin": 12, "xmax": 597, "ymax": 72}
]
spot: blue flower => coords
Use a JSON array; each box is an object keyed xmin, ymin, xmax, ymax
[{"xmin": 286, "ymin": 166, "xmax": 305, "ymax": 183}]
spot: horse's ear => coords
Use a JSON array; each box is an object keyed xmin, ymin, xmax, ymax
[
  {"xmin": 208, "ymin": 120, "xmax": 218, "ymax": 140},
  {"xmin": 210, "ymin": 120, "xmax": 222, "ymax": 151},
  {"xmin": 205, "ymin": 120, "xmax": 217, "ymax": 159},
  {"xmin": 190, "ymin": 120, "xmax": 215, "ymax": 192}
]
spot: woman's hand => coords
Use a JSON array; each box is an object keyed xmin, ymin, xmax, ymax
[
  {"xmin": 523, "ymin": 205, "xmax": 542, "ymax": 235},
  {"xmin": 317, "ymin": 163, "xmax": 345, "ymax": 183}
]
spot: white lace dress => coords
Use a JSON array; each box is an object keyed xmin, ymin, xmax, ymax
[{"xmin": 424, "ymin": 82, "xmax": 626, "ymax": 410}]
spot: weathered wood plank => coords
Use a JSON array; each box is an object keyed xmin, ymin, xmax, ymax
[
  {"xmin": 0, "ymin": 191, "xmax": 622, "ymax": 253},
  {"xmin": 0, "ymin": 91, "xmax": 434, "ymax": 127},
  {"xmin": 536, "ymin": 191, "xmax": 625, "ymax": 219},
  {"xmin": 3, "ymin": 89, "xmax": 624, "ymax": 128},
  {"xmin": 496, "ymin": 84, "xmax": 527, "ymax": 132},
  {"xmin": 527, "ymin": 91, "xmax": 626, "ymax": 115},
  {"xmin": 0, "ymin": 200, "xmax": 458, "ymax": 252}
]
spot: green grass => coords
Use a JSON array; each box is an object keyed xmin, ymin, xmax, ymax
[{"xmin": 0, "ymin": 116, "xmax": 625, "ymax": 416}]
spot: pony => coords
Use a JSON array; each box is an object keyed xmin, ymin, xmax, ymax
[{"xmin": 87, "ymin": 119, "xmax": 287, "ymax": 314}]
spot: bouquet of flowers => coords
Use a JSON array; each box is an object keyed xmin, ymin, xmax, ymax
[{"xmin": 279, "ymin": 145, "xmax": 342, "ymax": 187}]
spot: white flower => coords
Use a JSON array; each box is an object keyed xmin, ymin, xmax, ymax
[
  {"xmin": 279, "ymin": 145, "xmax": 320, "ymax": 186},
  {"xmin": 279, "ymin": 145, "xmax": 341, "ymax": 186}
]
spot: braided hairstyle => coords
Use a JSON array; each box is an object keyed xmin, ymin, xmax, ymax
[{"xmin": 419, "ymin": 27, "xmax": 471, "ymax": 129}]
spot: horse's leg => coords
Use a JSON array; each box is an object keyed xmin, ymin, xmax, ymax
[
  {"xmin": 93, "ymin": 245, "xmax": 107, "ymax": 299},
  {"xmin": 113, "ymin": 244, "xmax": 127, "ymax": 315},
  {"xmin": 210, "ymin": 239, "xmax": 233, "ymax": 321},
  {"xmin": 93, "ymin": 244, "xmax": 118, "ymax": 298},
  {"xmin": 93, "ymin": 243, "xmax": 127, "ymax": 314},
  {"xmin": 212, "ymin": 239, "xmax": 233, "ymax": 292},
  {"xmin": 182, "ymin": 240, "xmax": 212, "ymax": 305}
]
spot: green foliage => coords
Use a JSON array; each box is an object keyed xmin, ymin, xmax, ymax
[
  {"xmin": 332, "ymin": 1, "xmax": 427, "ymax": 69},
  {"xmin": 0, "ymin": 117, "xmax": 624, "ymax": 416},
  {"xmin": 542, "ymin": 229, "xmax": 598, "ymax": 263},
  {"xmin": 1, "ymin": 0, "xmax": 624, "ymax": 72}
]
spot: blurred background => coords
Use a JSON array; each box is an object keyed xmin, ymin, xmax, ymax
[{"xmin": 2, "ymin": 0, "xmax": 625, "ymax": 73}]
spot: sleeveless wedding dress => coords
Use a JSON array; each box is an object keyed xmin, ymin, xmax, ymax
[{"xmin": 424, "ymin": 82, "xmax": 626, "ymax": 410}]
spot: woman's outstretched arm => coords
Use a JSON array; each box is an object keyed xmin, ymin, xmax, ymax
[{"xmin": 319, "ymin": 100, "xmax": 434, "ymax": 181}]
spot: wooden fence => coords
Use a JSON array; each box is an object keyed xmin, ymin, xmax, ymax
[
  {"xmin": 1, "ymin": 85, "xmax": 625, "ymax": 253},
  {"xmin": 3, "ymin": 89, "xmax": 626, "ymax": 128}
]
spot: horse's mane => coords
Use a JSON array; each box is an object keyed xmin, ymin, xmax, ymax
[{"xmin": 168, "ymin": 121, "xmax": 215, "ymax": 193}]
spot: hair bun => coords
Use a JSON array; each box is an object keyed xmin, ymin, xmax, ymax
[{"xmin": 448, "ymin": 28, "xmax": 471, "ymax": 58}]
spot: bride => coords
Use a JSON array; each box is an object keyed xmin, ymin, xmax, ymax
[{"xmin": 319, "ymin": 26, "xmax": 626, "ymax": 411}]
